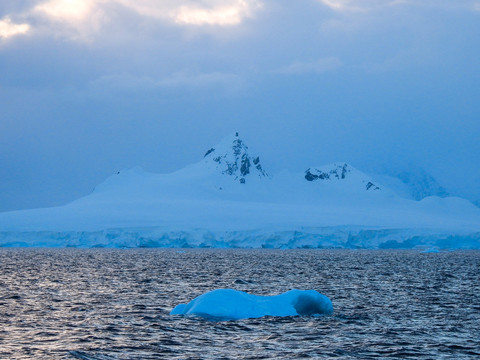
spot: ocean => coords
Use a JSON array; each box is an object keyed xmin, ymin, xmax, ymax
[{"xmin": 1, "ymin": 249, "xmax": 479, "ymax": 359}]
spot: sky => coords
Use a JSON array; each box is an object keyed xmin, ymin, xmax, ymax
[{"xmin": 1, "ymin": 0, "xmax": 479, "ymax": 211}]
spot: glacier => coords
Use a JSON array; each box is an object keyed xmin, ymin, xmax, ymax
[
  {"xmin": 1, "ymin": 133, "xmax": 479, "ymax": 249},
  {"xmin": 170, "ymin": 289, "xmax": 333, "ymax": 320}
]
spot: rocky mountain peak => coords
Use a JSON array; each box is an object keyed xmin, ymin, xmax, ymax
[
  {"xmin": 203, "ymin": 133, "xmax": 268, "ymax": 184},
  {"xmin": 305, "ymin": 163, "xmax": 351, "ymax": 181},
  {"xmin": 305, "ymin": 163, "xmax": 381, "ymax": 191}
]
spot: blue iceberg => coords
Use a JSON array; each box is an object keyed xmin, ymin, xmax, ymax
[{"xmin": 170, "ymin": 289, "xmax": 333, "ymax": 320}]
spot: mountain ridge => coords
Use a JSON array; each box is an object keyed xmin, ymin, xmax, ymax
[{"xmin": 0, "ymin": 133, "xmax": 479, "ymax": 249}]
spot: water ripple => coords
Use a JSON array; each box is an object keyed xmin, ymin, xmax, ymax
[{"xmin": 0, "ymin": 249, "xmax": 479, "ymax": 359}]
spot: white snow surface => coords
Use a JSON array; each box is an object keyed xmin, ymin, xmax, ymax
[
  {"xmin": 1, "ymin": 133, "xmax": 479, "ymax": 249},
  {"xmin": 170, "ymin": 289, "xmax": 334, "ymax": 320}
]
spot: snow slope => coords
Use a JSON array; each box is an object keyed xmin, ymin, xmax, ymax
[
  {"xmin": 1, "ymin": 133, "xmax": 479, "ymax": 248},
  {"xmin": 371, "ymin": 167, "xmax": 449, "ymax": 201}
]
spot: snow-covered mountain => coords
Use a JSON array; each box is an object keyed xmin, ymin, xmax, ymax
[
  {"xmin": 371, "ymin": 167, "xmax": 449, "ymax": 201},
  {"xmin": 305, "ymin": 163, "xmax": 381, "ymax": 192},
  {"xmin": 202, "ymin": 132, "xmax": 267, "ymax": 184},
  {"xmin": 0, "ymin": 133, "xmax": 479, "ymax": 249}
]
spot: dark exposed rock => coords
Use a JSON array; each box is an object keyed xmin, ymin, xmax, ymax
[
  {"xmin": 232, "ymin": 139, "xmax": 243, "ymax": 157},
  {"xmin": 305, "ymin": 163, "xmax": 381, "ymax": 191},
  {"xmin": 204, "ymin": 133, "xmax": 267, "ymax": 184},
  {"xmin": 366, "ymin": 182, "xmax": 380, "ymax": 191},
  {"xmin": 253, "ymin": 157, "xmax": 265, "ymax": 173},
  {"xmin": 204, "ymin": 148, "xmax": 215, "ymax": 158},
  {"xmin": 305, "ymin": 163, "xmax": 351, "ymax": 182},
  {"xmin": 225, "ymin": 162, "xmax": 238, "ymax": 176},
  {"xmin": 240, "ymin": 154, "xmax": 250, "ymax": 176},
  {"xmin": 305, "ymin": 169, "xmax": 319, "ymax": 181}
]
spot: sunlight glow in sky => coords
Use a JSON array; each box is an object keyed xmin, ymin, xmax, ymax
[
  {"xmin": 174, "ymin": 1, "xmax": 259, "ymax": 26},
  {"xmin": 30, "ymin": 0, "xmax": 262, "ymax": 37},
  {"xmin": 0, "ymin": 17, "xmax": 30, "ymax": 39},
  {"xmin": 35, "ymin": 0, "xmax": 96, "ymax": 21}
]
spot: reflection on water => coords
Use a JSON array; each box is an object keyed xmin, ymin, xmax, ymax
[{"xmin": 0, "ymin": 249, "xmax": 479, "ymax": 359}]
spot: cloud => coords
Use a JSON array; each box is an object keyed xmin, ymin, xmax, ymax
[
  {"xmin": 0, "ymin": 0, "xmax": 480, "ymax": 213},
  {"xmin": 275, "ymin": 57, "xmax": 343, "ymax": 75},
  {"xmin": 1, "ymin": 0, "xmax": 477, "ymax": 45},
  {"xmin": 89, "ymin": 71, "xmax": 244, "ymax": 94},
  {"xmin": 0, "ymin": 17, "xmax": 30, "ymax": 39},
  {"xmin": 113, "ymin": 0, "xmax": 262, "ymax": 26},
  {"xmin": 35, "ymin": 0, "xmax": 97, "ymax": 21},
  {"xmin": 3, "ymin": 0, "xmax": 260, "ymax": 42},
  {"xmin": 174, "ymin": 1, "xmax": 262, "ymax": 26},
  {"xmin": 30, "ymin": 0, "xmax": 262, "ymax": 36},
  {"xmin": 159, "ymin": 71, "xmax": 243, "ymax": 88},
  {"xmin": 32, "ymin": 0, "xmax": 107, "ymax": 41},
  {"xmin": 317, "ymin": 0, "xmax": 385, "ymax": 12},
  {"xmin": 318, "ymin": 0, "xmax": 480, "ymax": 13}
]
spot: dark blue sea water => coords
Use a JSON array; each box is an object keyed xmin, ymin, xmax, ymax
[{"xmin": 0, "ymin": 249, "xmax": 479, "ymax": 359}]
